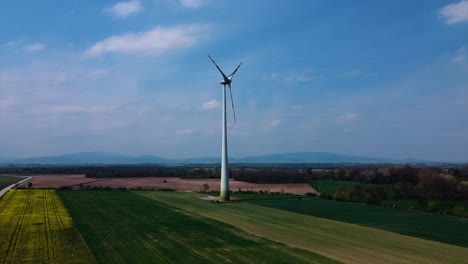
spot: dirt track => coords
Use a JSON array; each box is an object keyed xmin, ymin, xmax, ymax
[{"xmin": 28, "ymin": 175, "xmax": 317, "ymax": 195}]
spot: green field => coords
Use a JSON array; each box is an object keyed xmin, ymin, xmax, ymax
[
  {"xmin": 250, "ymin": 198, "xmax": 468, "ymax": 247},
  {"xmin": 0, "ymin": 190, "xmax": 95, "ymax": 263},
  {"xmin": 59, "ymin": 190, "xmax": 340, "ymax": 264},
  {"xmin": 138, "ymin": 191, "xmax": 468, "ymax": 264},
  {"xmin": 2, "ymin": 189, "xmax": 467, "ymax": 263},
  {"xmin": 201, "ymin": 191, "xmax": 303, "ymax": 200},
  {"xmin": 0, "ymin": 175, "xmax": 23, "ymax": 189}
]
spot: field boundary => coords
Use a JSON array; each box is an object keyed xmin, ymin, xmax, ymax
[{"xmin": 0, "ymin": 176, "xmax": 32, "ymax": 199}]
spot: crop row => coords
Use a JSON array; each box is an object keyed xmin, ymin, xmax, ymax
[{"xmin": 0, "ymin": 190, "xmax": 95, "ymax": 264}]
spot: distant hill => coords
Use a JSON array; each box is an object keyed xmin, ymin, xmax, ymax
[
  {"xmin": 12, "ymin": 152, "xmax": 167, "ymax": 165},
  {"xmin": 1, "ymin": 151, "xmax": 435, "ymax": 165},
  {"xmin": 237, "ymin": 152, "xmax": 400, "ymax": 163},
  {"xmin": 0, "ymin": 157, "xmax": 13, "ymax": 163}
]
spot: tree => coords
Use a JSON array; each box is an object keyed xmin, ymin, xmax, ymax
[{"xmin": 417, "ymin": 169, "xmax": 456, "ymax": 200}]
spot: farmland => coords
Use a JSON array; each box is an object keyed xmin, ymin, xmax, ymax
[
  {"xmin": 59, "ymin": 190, "xmax": 339, "ymax": 264},
  {"xmin": 1, "ymin": 188, "xmax": 467, "ymax": 263},
  {"xmin": 138, "ymin": 191, "xmax": 468, "ymax": 264},
  {"xmin": 0, "ymin": 190, "xmax": 95, "ymax": 263},
  {"xmin": 0, "ymin": 175, "xmax": 23, "ymax": 189},
  {"xmin": 28, "ymin": 174, "xmax": 316, "ymax": 194},
  {"xmin": 250, "ymin": 197, "xmax": 468, "ymax": 247}
]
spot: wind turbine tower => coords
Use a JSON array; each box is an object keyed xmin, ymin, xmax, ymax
[{"xmin": 208, "ymin": 55, "xmax": 242, "ymax": 201}]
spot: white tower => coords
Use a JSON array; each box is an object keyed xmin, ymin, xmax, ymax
[{"xmin": 208, "ymin": 55, "xmax": 242, "ymax": 201}]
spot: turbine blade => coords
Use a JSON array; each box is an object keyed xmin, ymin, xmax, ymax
[
  {"xmin": 208, "ymin": 55, "xmax": 229, "ymax": 81},
  {"xmin": 228, "ymin": 62, "xmax": 243, "ymax": 79},
  {"xmin": 228, "ymin": 84, "xmax": 237, "ymax": 125}
]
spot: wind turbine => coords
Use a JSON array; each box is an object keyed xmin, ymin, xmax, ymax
[{"xmin": 208, "ymin": 55, "xmax": 242, "ymax": 201}]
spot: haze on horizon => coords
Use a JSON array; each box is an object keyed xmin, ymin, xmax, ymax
[{"xmin": 0, "ymin": 0, "xmax": 467, "ymax": 162}]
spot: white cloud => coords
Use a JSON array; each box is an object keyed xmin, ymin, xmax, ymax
[
  {"xmin": 201, "ymin": 99, "xmax": 220, "ymax": 110},
  {"xmin": 49, "ymin": 105, "xmax": 115, "ymax": 114},
  {"xmin": 336, "ymin": 112, "xmax": 360, "ymax": 123},
  {"xmin": 24, "ymin": 43, "xmax": 45, "ymax": 52},
  {"xmin": 85, "ymin": 24, "xmax": 209, "ymax": 57},
  {"xmin": 440, "ymin": 0, "xmax": 468, "ymax": 24},
  {"xmin": 107, "ymin": 0, "xmax": 142, "ymax": 18},
  {"xmin": 291, "ymin": 104, "xmax": 303, "ymax": 110},
  {"xmin": 266, "ymin": 119, "xmax": 281, "ymax": 128},
  {"xmin": 452, "ymin": 46, "xmax": 466, "ymax": 63},
  {"xmin": 180, "ymin": 0, "xmax": 208, "ymax": 8},
  {"xmin": 176, "ymin": 128, "xmax": 196, "ymax": 135}
]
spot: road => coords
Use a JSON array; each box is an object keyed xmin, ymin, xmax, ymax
[{"xmin": 0, "ymin": 176, "xmax": 32, "ymax": 198}]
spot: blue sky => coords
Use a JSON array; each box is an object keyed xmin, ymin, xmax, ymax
[{"xmin": 0, "ymin": 0, "xmax": 467, "ymax": 162}]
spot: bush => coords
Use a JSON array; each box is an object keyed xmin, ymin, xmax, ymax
[
  {"xmin": 333, "ymin": 191, "xmax": 350, "ymax": 201},
  {"xmin": 454, "ymin": 206, "xmax": 465, "ymax": 217},
  {"xmin": 158, "ymin": 188, "xmax": 175, "ymax": 192},
  {"xmin": 427, "ymin": 200, "xmax": 442, "ymax": 213},
  {"xmin": 319, "ymin": 191, "xmax": 333, "ymax": 200}
]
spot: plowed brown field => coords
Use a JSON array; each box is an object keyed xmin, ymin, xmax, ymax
[{"xmin": 27, "ymin": 175, "xmax": 317, "ymax": 194}]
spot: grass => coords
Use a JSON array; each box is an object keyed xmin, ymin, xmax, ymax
[
  {"xmin": 0, "ymin": 190, "xmax": 95, "ymax": 263},
  {"xmin": 0, "ymin": 175, "xmax": 23, "ymax": 189},
  {"xmin": 200, "ymin": 191, "xmax": 303, "ymax": 200},
  {"xmin": 138, "ymin": 191, "xmax": 468, "ymax": 264},
  {"xmin": 250, "ymin": 198, "xmax": 468, "ymax": 248},
  {"xmin": 59, "ymin": 190, "xmax": 340, "ymax": 264}
]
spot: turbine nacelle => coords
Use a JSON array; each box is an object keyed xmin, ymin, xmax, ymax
[{"xmin": 220, "ymin": 79, "xmax": 232, "ymax": 85}]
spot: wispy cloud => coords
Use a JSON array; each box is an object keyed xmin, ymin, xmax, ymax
[
  {"xmin": 439, "ymin": 0, "xmax": 468, "ymax": 24},
  {"xmin": 261, "ymin": 71, "xmax": 315, "ymax": 84},
  {"xmin": 291, "ymin": 104, "xmax": 303, "ymax": 110},
  {"xmin": 338, "ymin": 69, "xmax": 362, "ymax": 78},
  {"xmin": 49, "ymin": 105, "xmax": 115, "ymax": 115},
  {"xmin": 4, "ymin": 40, "xmax": 23, "ymax": 48},
  {"xmin": 87, "ymin": 69, "xmax": 111, "ymax": 77},
  {"xmin": 0, "ymin": 96, "xmax": 21, "ymax": 110},
  {"xmin": 261, "ymin": 72, "xmax": 280, "ymax": 81},
  {"xmin": 452, "ymin": 46, "xmax": 466, "ymax": 63},
  {"xmin": 53, "ymin": 74, "xmax": 69, "ymax": 85},
  {"xmin": 24, "ymin": 43, "xmax": 45, "ymax": 52},
  {"xmin": 179, "ymin": 0, "xmax": 209, "ymax": 8},
  {"xmin": 201, "ymin": 99, "xmax": 220, "ymax": 110},
  {"xmin": 266, "ymin": 119, "xmax": 281, "ymax": 128},
  {"xmin": 85, "ymin": 24, "xmax": 209, "ymax": 57},
  {"xmin": 336, "ymin": 112, "xmax": 360, "ymax": 123},
  {"xmin": 107, "ymin": 0, "xmax": 142, "ymax": 18},
  {"xmin": 176, "ymin": 128, "xmax": 196, "ymax": 135},
  {"xmin": 285, "ymin": 71, "xmax": 315, "ymax": 84}
]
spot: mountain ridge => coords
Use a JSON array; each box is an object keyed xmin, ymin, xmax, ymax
[{"xmin": 0, "ymin": 151, "xmax": 446, "ymax": 165}]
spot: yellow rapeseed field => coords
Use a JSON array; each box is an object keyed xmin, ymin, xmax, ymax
[{"xmin": 0, "ymin": 190, "xmax": 95, "ymax": 264}]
